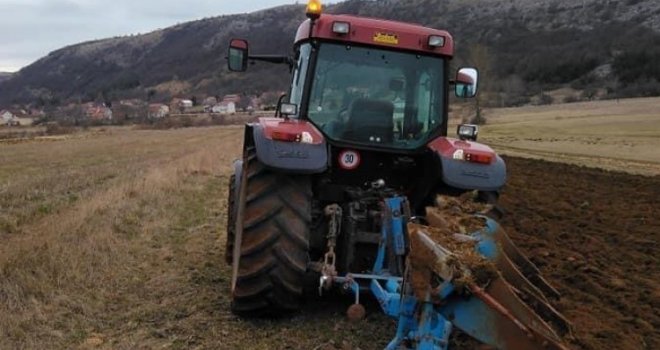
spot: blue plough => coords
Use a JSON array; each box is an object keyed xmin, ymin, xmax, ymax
[{"xmin": 321, "ymin": 196, "xmax": 572, "ymax": 350}]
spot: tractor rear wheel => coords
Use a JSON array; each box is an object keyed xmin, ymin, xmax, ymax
[
  {"xmin": 230, "ymin": 148, "xmax": 312, "ymax": 316},
  {"xmin": 225, "ymin": 174, "xmax": 236, "ymax": 265}
]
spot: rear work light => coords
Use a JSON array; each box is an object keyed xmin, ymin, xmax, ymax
[
  {"xmin": 279, "ymin": 103, "xmax": 298, "ymax": 116},
  {"xmin": 332, "ymin": 21, "xmax": 350, "ymax": 35},
  {"xmin": 428, "ymin": 35, "xmax": 446, "ymax": 48},
  {"xmin": 457, "ymin": 124, "xmax": 479, "ymax": 141}
]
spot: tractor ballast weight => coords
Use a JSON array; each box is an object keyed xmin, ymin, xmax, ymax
[{"xmin": 225, "ymin": 2, "xmax": 570, "ymax": 349}]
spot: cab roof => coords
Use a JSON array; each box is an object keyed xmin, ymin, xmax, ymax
[{"xmin": 295, "ymin": 14, "xmax": 454, "ymax": 57}]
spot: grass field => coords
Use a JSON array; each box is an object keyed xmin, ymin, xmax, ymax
[
  {"xmin": 1, "ymin": 98, "xmax": 658, "ymax": 349},
  {"xmin": 479, "ymin": 97, "xmax": 660, "ymax": 176},
  {"xmin": 0, "ymin": 126, "xmax": 244, "ymax": 348},
  {"xmin": 0, "ymin": 126, "xmax": 393, "ymax": 349}
]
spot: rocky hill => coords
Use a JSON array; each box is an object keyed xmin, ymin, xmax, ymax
[
  {"xmin": 0, "ymin": 72, "xmax": 13, "ymax": 83},
  {"xmin": 1, "ymin": 0, "xmax": 659, "ymax": 108}
]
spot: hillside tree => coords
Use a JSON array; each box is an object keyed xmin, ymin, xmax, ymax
[{"xmin": 467, "ymin": 44, "xmax": 493, "ymax": 124}]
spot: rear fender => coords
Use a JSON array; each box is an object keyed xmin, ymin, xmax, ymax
[
  {"xmin": 428, "ymin": 137, "xmax": 506, "ymax": 191},
  {"xmin": 251, "ymin": 117, "xmax": 328, "ymax": 173}
]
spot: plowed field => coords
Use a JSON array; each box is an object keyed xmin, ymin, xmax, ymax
[{"xmin": 499, "ymin": 157, "xmax": 659, "ymax": 350}]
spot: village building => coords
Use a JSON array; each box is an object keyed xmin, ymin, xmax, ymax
[
  {"xmin": 211, "ymin": 101, "xmax": 236, "ymax": 115},
  {"xmin": 1, "ymin": 110, "xmax": 14, "ymax": 120},
  {"xmin": 1, "ymin": 110, "xmax": 19, "ymax": 126},
  {"xmin": 222, "ymin": 94, "xmax": 241, "ymax": 104},
  {"xmin": 169, "ymin": 98, "xmax": 182, "ymax": 111},
  {"xmin": 180, "ymin": 99, "xmax": 194, "ymax": 109},
  {"xmin": 119, "ymin": 99, "xmax": 144, "ymax": 107},
  {"xmin": 171, "ymin": 98, "xmax": 194, "ymax": 112},
  {"xmin": 29, "ymin": 109, "xmax": 45, "ymax": 118},
  {"xmin": 148, "ymin": 104, "xmax": 170, "ymax": 119},
  {"xmin": 203, "ymin": 96, "xmax": 218, "ymax": 107},
  {"xmin": 85, "ymin": 104, "xmax": 113, "ymax": 121}
]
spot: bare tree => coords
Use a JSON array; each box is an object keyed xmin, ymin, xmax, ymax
[
  {"xmin": 236, "ymin": 95, "xmax": 251, "ymax": 112},
  {"xmin": 467, "ymin": 44, "xmax": 493, "ymax": 124}
]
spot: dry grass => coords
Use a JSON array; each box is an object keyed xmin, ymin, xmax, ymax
[
  {"xmin": 0, "ymin": 127, "xmax": 238, "ymax": 348},
  {"xmin": 0, "ymin": 126, "xmax": 392, "ymax": 350},
  {"xmin": 454, "ymin": 97, "xmax": 660, "ymax": 176}
]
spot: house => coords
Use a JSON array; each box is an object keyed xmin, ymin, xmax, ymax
[
  {"xmin": 222, "ymin": 94, "xmax": 241, "ymax": 104},
  {"xmin": 211, "ymin": 101, "xmax": 236, "ymax": 115},
  {"xmin": 112, "ymin": 103, "xmax": 142, "ymax": 121},
  {"xmin": 219, "ymin": 94, "xmax": 250, "ymax": 112},
  {"xmin": 29, "ymin": 109, "xmax": 45, "ymax": 118},
  {"xmin": 180, "ymin": 99, "xmax": 194, "ymax": 109},
  {"xmin": 170, "ymin": 98, "xmax": 183, "ymax": 111},
  {"xmin": 148, "ymin": 104, "xmax": 170, "ymax": 119},
  {"xmin": 85, "ymin": 104, "xmax": 113, "ymax": 121},
  {"xmin": 171, "ymin": 98, "xmax": 193, "ymax": 113},
  {"xmin": 119, "ymin": 99, "xmax": 143, "ymax": 107},
  {"xmin": 203, "ymin": 96, "xmax": 218, "ymax": 107},
  {"xmin": 1, "ymin": 110, "xmax": 14, "ymax": 120},
  {"xmin": 17, "ymin": 117, "xmax": 35, "ymax": 126},
  {"xmin": 250, "ymin": 97, "xmax": 262, "ymax": 110},
  {"xmin": 1, "ymin": 110, "xmax": 19, "ymax": 126}
]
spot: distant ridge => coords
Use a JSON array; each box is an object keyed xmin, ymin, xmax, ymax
[
  {"xmin": 0, "ymin": 0, "xmax": 659, "ymax": 108},
  {"xmin": 0, "ymin": 72, "xmax": 13, "ymax": 83}
]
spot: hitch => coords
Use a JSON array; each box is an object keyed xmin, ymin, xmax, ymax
[
  {"xmin": 319, "ymin": 204, "xmax": 341, "ymax": 294},
  {"xmin": 318, "ymin": 195, "xmax": 572, "ymax": 350}
]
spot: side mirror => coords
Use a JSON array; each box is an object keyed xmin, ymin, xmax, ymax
[
  {"xmin": 455, "ymin": 67, "xmax": 479, "ymax": 98},
  {"xmin": 228, "ymin": 39, "xmax": 249, "ymax": 72}
]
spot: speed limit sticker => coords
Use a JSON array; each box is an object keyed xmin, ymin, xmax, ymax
[{"xmin": 338, "ymin": 150, "xmax": 361, "ymax": 170}]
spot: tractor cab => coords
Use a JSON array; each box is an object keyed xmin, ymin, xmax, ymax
[
  {"xmin": 228, "ymin": 7, "xmax": 478, "ymax": 152},
  {"xmin": 304, "ymin": 42, "xmax": 444, "ymax": 150}
]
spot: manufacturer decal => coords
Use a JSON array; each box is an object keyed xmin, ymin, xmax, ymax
[
  {"xmin": 373, "ymin": 32, "xmax": 399, "ymax": 45},
  {"xmin": 338, "ymin": 150, "xmax": 361, "ymax": 170},
  {"xmin": 274, "ymin": 143, "xmax": 309, "ymax": 159},
  {"xmin": 461, "ymin": 170, "xmax": 490, "ymax": 179},
  {"xmin": 276, "ymin": 150, "xmax": 310, "ymax": 159}
]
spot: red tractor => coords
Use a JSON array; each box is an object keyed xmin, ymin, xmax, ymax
[{"xmin": 225, "ymin": 2, "xmax": 569, "ymax": 349}]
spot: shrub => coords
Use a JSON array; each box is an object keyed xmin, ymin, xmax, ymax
[
  {"xmin": 536, "ymin": 93, "xmax": 554, "ymax": 105},
  {"xmin": 581, "ymin": 88, "xmax": 598, "ymax": 100},
  {"xmin": 501, "ymin": 95, "xmax": 531, "ymax": 107},
  {"xmin": 44, "ymin": 124, "xmax": 76, "ymax": 136}
]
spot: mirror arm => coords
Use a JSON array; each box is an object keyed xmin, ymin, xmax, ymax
[
  {"xmin": 275, "ymin": 94, "xmax": 288, "ymax": 119},
  {"xmin": 448, "ymin": 80, "xmax": 457, "ymax": 86},
  {"xmin": 249, "ymin": 55, "xmax": 294, "ymax": 68}
]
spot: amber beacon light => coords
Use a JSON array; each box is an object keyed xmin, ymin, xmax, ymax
[{"xmin": 306, "ymin": 0, "xmax": 322, "ymax": 19}]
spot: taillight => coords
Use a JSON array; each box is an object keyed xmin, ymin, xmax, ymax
[
  {"xmin": 271, "ymin": 131, "xmax": 301, "ymax": 142},
  {"xmin": 465, "ymin": 153, "xmax": 492, "ymax": 165}
]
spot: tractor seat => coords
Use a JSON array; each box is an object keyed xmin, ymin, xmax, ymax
[{"xmin": 342, "ymin": 98, "xmax": 394, "ymax": 144}]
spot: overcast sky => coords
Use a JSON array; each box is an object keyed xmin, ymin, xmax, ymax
[{"xmin": 0, "ymin": 0, "xmax": 340, "ymax": 72}]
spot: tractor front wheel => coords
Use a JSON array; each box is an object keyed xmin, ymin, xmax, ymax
[{"xmin": 230, "ymin": 148, "xmax": 312, "ymax": 316}]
